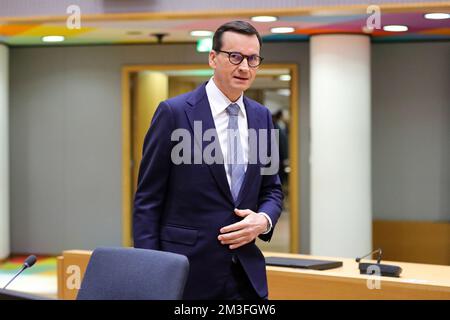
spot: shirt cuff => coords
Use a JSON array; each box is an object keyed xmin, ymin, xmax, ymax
[{"xmin": 257, "ymin": 212, "xmax": 273, "ymax": 234}]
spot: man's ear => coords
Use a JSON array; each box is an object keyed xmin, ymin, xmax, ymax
[{"xmin": 208, "ymin": 50, "xmax": 217, "ymax": 69}]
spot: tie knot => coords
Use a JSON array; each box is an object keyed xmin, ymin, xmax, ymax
[{"xmin": 226, "ymin": 103, "xmax": 240, "ymax": 117}]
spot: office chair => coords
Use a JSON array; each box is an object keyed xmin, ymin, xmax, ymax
[{"xmin": 76, "ymin": 247, "xmax": 189, "ymax": 300}]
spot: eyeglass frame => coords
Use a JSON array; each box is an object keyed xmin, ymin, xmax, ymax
[{"xmin": 216, "ymin": 50, "xmax": 264, "ymax": 68}]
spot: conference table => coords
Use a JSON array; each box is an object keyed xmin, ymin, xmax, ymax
[{"xmin": 57, "ymin": 250, "xmax": 450, "ymax": 300}]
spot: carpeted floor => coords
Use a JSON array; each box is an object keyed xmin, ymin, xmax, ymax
[{"xmin": 0, "ymin": 255, "xmax": 57, "ymax": 298}]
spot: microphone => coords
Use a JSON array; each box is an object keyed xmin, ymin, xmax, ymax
[
  {"xmin": 356, "ymin": 248, "xmax": 383, "ymax": 264},
  {"xmin": 355, "ymin": 248, "xmax": 402, "ymax": 278},
  {"xmin": 2, "ymin": 255, "xmax": 37, "ymax": 290}
]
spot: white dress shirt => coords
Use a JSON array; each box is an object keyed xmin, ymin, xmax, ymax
[
  {"xmin": 205, "ymin": 78, "xmax": 272, "ymax": 233},
  {"xmin": 205, "ymin": 77, "xmax": 248, "ymax": 186}
]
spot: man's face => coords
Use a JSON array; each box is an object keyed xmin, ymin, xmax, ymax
[{"xmin": 209, "ymin": 31, "xmax": 260, "ymax": 100}]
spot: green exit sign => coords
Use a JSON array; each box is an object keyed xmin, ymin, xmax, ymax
[{"xmin": 196, "ymin": 38, "xmax": 212, "ymax": 52}]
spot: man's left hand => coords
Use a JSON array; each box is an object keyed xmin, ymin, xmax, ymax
[{"xmin": 218, "ymin": 208, "xmax": 268, "ymax": 250}]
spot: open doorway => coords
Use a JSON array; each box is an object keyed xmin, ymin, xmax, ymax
[{"xmin": 122, "ymin": 64, "xmax": 299, "ymax": 253}]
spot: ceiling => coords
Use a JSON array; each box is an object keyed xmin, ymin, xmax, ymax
[{"xmin": 1, "ymin": 8, "xmax": 449, "ymax": 46}]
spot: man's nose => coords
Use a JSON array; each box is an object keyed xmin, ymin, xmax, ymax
[{"xmin": 238, "ymin": 57, "xmax": 250, "ymax": 71}]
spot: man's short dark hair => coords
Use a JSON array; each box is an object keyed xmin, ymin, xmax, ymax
[{"xmin": 212, "ymin": 20, "xmax": 262, "ymax": 51}]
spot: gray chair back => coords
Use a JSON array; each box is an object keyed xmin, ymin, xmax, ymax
[{"xmin": 76, "ymin": 247, "xmax": 189, "ymax": 300}]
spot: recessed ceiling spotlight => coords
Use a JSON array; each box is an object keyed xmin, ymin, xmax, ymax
[
  {"xmin": 190, "ymin": 30, "xmax": 213, "ymax": 37},
  {"xmin": 42, "ymin": 35, "xmax": 65, "ymax": 43},
  {"xmin": 424, "ymin": 13, "xmax": 450, "ymax": 20},
  {"xmin": 270, "ymin": 27, "xmax": 295, "ymax": 34},
  {"xmin": 383, "ymin": 25, "xmax": 408, "ymax": 32},
  {"xmin": 251, "ymin": 16, "xmax": 278, "ymax": 22}
]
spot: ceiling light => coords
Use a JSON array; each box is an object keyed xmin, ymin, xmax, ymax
[
  {"xmin": 251, "ymin": 16, "xmax": 278, "ymax": 22},
  {"xmin": 190, "ymin": 30, "xmax": 213, "ymax": 37},
  {"xmin": 424, "ymin": 13, "xmax": 450, "ymax": 20},
  {"xmin": 270, "ymin": 27, "xmax": 295, "ymax": 34},
  {"xmin": 279, "ymin": 74, "xmax": 291, "ymax": 81},
  {"xmin": 42, "ymin": 35, "xmax": 65, "ymax": 43},
  {"xmin": 383, "ymin": 25, "xmax": 408, "ymax": 32}
]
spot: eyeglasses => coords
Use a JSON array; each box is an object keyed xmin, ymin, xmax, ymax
[{"xmin": 217, "ymin": 50, "xmax": 264, "ymax": 68}]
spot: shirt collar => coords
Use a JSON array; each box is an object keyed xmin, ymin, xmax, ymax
[{"xmin": 205, "ymin": 77, "xmax": 246, "ymax": 118}]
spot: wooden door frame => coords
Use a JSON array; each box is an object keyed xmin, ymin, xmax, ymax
[{"xmin": 121, "ymin": 63, "xmax": 300, "ymax": 253}]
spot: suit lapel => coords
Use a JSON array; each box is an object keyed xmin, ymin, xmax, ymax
[
  {"xmin": 185, "ymin": 83, "xmax": 235, "ymax": 205},
  {"xmin": 184, "ymin": 84, "xmax": 265, "ymax": 208}
]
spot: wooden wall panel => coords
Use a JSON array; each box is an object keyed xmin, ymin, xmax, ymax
[{"xmin": 373, "ymin": 220, "xmax": 450, "ymax": 265}]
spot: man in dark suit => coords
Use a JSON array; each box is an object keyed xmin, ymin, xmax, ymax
[{"xmin": 133, "ymin": 21, "xmax": 283, "ymax": 300}]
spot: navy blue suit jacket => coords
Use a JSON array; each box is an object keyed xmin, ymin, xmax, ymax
[{"xmin": 133, "ymin": 82, "xmax": 283, "ymax": 299}]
